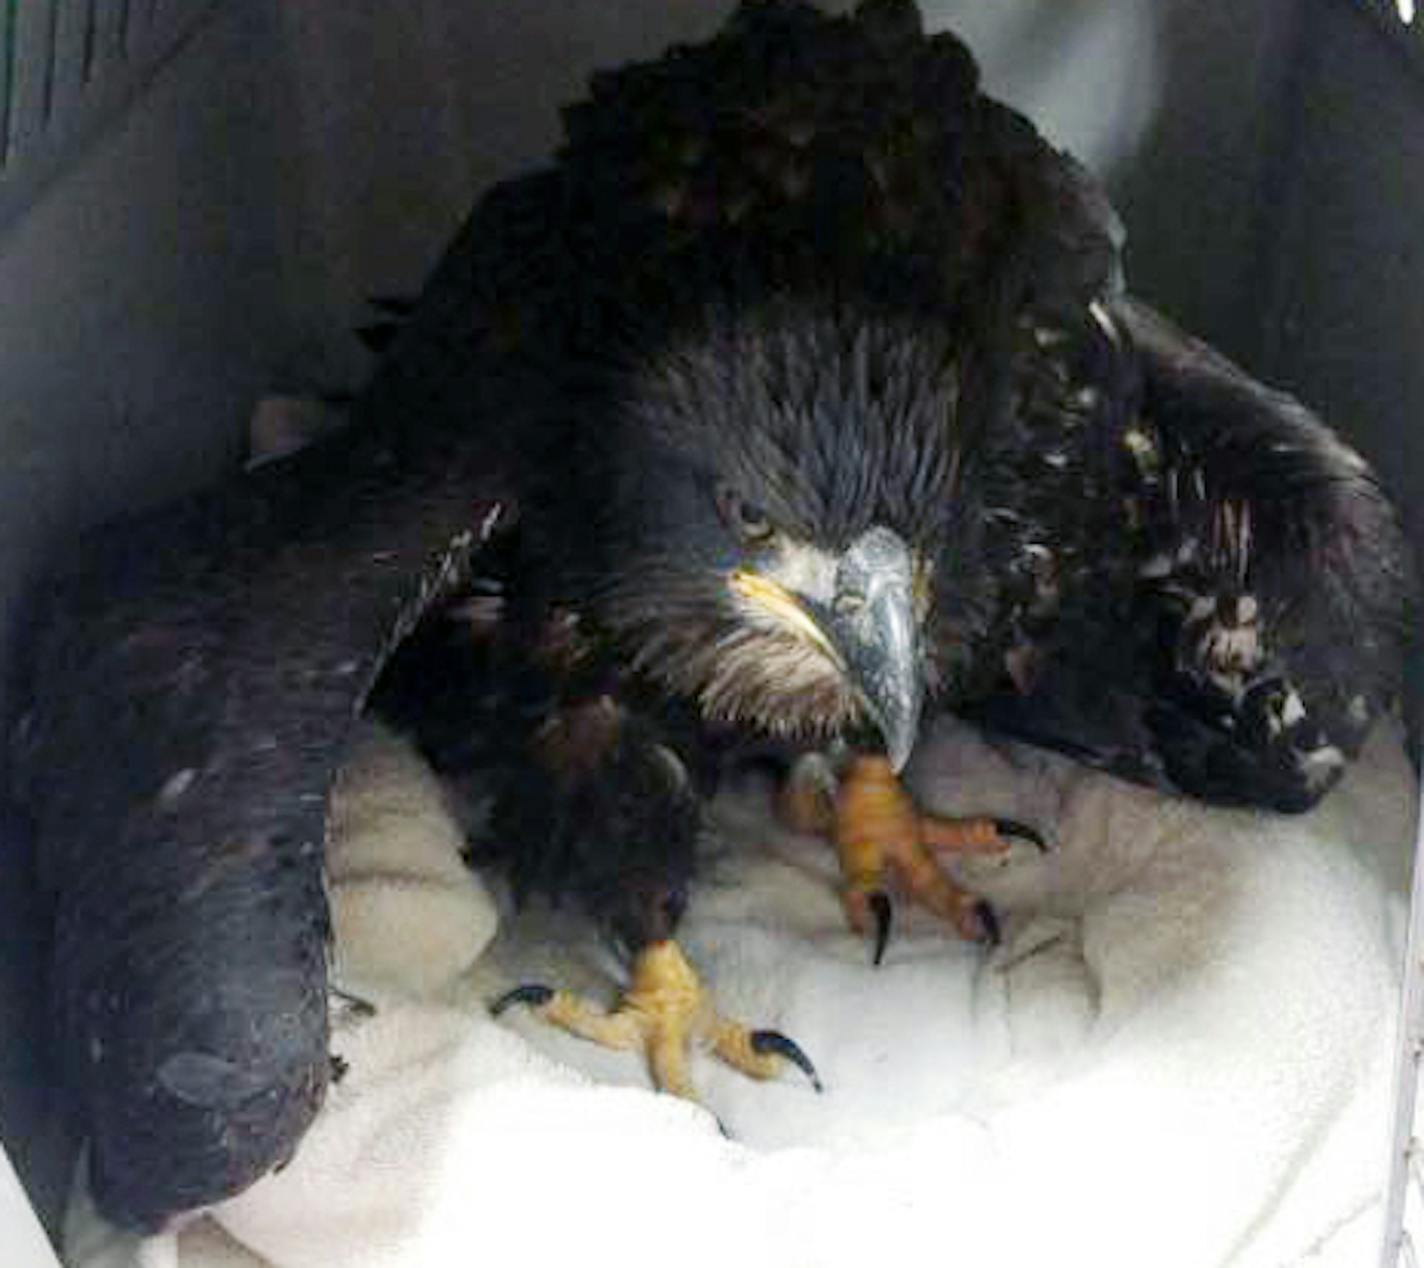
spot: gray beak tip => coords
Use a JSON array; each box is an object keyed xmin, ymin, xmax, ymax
[
  {"xmin": 887, "ymin": 741, "xmax": 913, "ymax": 778},
  {"xmin": 830, "ymin": 527, "xmax": 925, "ymax": 780},
  {"xmin": 877, "ymin": 706, "xmax": 920, "ymax": 777}
]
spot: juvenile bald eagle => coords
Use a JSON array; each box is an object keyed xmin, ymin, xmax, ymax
[
  {"xmin": 366, "ymin": 0, "xmax": 1414, "ymax": 1100},
  {"xmin": 16, "ymin": 0, "xmax": 1414, "ymax": 1228}
]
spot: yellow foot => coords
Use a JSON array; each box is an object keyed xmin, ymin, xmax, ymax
[
  {"xmin": 490, "ymin": 939, "xmax": 822, "ymax": 1103},
  {"xmin": 835, "ymin": 754, "xmax": 1045, "ymax": 964}
]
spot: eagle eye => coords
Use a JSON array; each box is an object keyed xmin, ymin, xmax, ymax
[{"xmin": 715, "ymin": 485, "xmax": 774, "ymax": 545}]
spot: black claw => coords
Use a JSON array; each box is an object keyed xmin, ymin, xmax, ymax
[
  {"xmin": 330, "ymin": 986, "xmax": 377, "ymax": 1018},
  {"xmin": 750, "ymin": 1030, "xmax": 824, "ymax": 1093},
  {"xmin": 975, "ymin": 899, "xmax": 1002, "ymax": 948},
  {"xmin": 869, "ymin": 890, "xmax": 893, "ymax": 967},
  {"xmin": 993, "ymin": 818, "xmax": 1048, "ymax": 852},
  {"xmin": 490, "ymin": 984, "xmax": 555, "ymax": 1017}
]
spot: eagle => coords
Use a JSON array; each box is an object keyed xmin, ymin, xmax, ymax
[{"xmin": 13, "ymin": 0, "xmax": 1415, "ymax": 1230}]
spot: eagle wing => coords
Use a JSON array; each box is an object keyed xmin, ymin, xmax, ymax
[
  {"xmin": 8, "ymin": 172, "xmax": 567, "ymax": 1226},
  {"xmin": 968, "ymin": 297, "xmax": 1416, "ymax": 811}
]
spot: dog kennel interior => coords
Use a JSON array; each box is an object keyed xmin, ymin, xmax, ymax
[{"xmin": 1, "ymin": 2, "xmax": 1423, "ymax": 1265}]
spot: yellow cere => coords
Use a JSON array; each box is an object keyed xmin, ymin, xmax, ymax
[{"xmin": 729, "ymin": 569, "xmax": 844, "ymax": 667}]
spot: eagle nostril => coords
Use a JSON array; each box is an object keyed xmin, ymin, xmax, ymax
[{"xmin": 834, "ymin": 591, "xmax": 867, "ymax": 618}]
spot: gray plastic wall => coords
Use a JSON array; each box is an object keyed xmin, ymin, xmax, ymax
[{"xmin": 0, "ymin": 0, "xmax": 1417, "ymax": 1249}]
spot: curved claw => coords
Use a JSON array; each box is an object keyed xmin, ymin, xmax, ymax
[
  {"xmin": 750, "ymin": 1030, "xmax": 824, "ymax": 1093},
  {"xmin": 993, "ymin": 818, "xmax": 1048, "ymax": 852},
  {"xmin": 869, "ymin": 891, "xmax": 893, "ymax": 967},
  {"xmin": 490, "ymin": 984, "xmax": 555, "ymax": 1017},
  {"xmin": 330, "ymin": 985, "xmax": 378, "ymax": 1019},
  {"xmin": 974, "ymin": 900, "xmax": 1001, "ymax": 948}
]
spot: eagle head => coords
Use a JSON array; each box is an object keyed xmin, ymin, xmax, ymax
[{"xmin": 591, "ymin": 298, "xmax": 995, "ymax": 771}]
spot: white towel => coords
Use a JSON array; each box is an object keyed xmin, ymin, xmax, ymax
[{"xmin": 66, "ymin": 715, "xmax": 1417, "ymax": 1268}]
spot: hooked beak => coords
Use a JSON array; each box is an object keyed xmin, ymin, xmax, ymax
[
  {"xmin": 729, "ymin": 526, "xmax": 926, "ymax": 772},
  {"xmin": 824, "ymin": 527, "xmax": 925, "ymax": 773}
]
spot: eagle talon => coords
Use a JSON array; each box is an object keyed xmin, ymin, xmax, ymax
[
  {"xmin": 491, "ymin": 942, "xmax": 820, "ymax": 1103},
  {"xmin": 868, "ymin": 891, "xmax": 893, "ymax": 967},
  {"xmin": 749, "ymin": 1029, "xmax": 823, "ymax": 1093},
  {"xmin": 974, "ymin": 900, "xmax": 1002, "ymax": 947},
  {"xmin": 991, "ymin": 819, "xmax": 1047, "ymax": 852},
  {"xmin": 490, "ymin": 983, "xmax": 555, "ymax": 1016},
  {"xmin": 833, "ymin": 754, "xmax": 1017, "ymax": 950},
  {"xmin": 330, "ymin": 985, "xmax": 378, "ymax": 1018},
  {"xmin": 839, "ymin": 886, "xmax": 893, "ymax": 964}
]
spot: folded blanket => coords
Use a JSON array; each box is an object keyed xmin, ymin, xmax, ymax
[{"xmin": 65, "ymin": 714, "xmax": 1417, "ymax": 1268}]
